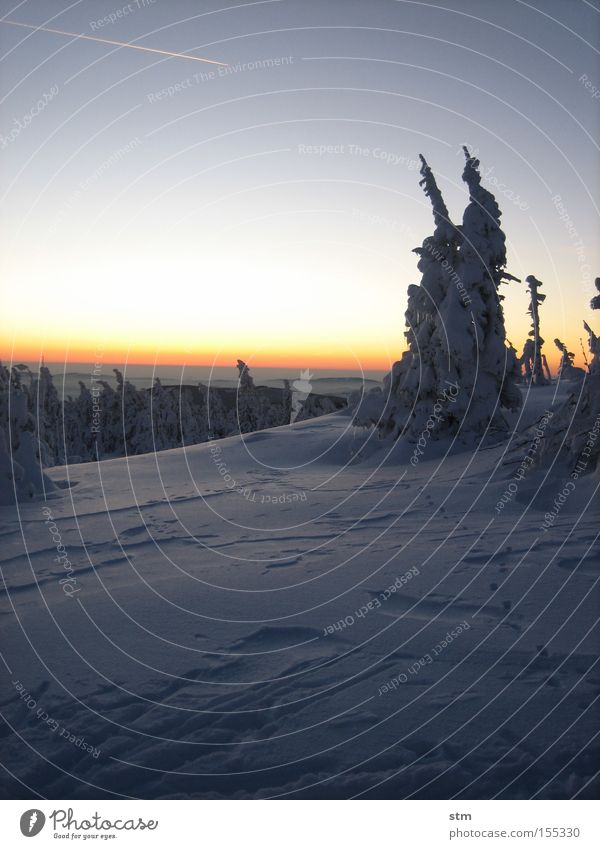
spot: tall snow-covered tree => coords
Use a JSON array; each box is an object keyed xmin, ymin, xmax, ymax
[
  {"xmin": 64, "ymin": 380, "xmax": 98, "ymax": 461},
  {"xmin": 524, "ymin": 275, "xmax": 548, "ymax": 386},
  {"xmin": 33, "ymin": 364, "xmax": 64, "ymax": 465},
  {"xmin": 178, "ymin": 386, "xmax": 206, "ymax": 447},
  {"xmin": 0, "ymin": 425, "xmax": 18, "ymax": 506},
  {"xmin": 584, "ymin": 277, "xmax": 600, "ymax": 375},
  {"xmin": 542, "ymin": 353, "xmax": 552, "ymax": 382},
  {"xmin": 591, "ymin": 276, "xmax": 600, "ymax": 311},
  {"xmin": 205, "ymin": 386, "xmax": 229, "ymax": 439},
  {"xmin": 584, "ymin": 321, "xmax": 600, "ymax": 375},
  {"xmin": 127, "ymin": 388, "xmax": 152, "ymax": 455},
  {"xmin": 0, "ymin": 363, "xmax": 55, "ymax": 503},
  {"xmin": 458, "ymin": 147, "xmax": 522, "ymax": 421},
  {"xmin": 235, "ymin": 360, "xmax": 260, "ymax": 434},
  {"xmin": 356, "ymin": 148, "xmax": 520, "ymax": 441},
  {"xmin": 355, "ymin": 154, "xmax": 462, "ymax": 437},
  {"xmin": 94, "ymin": 380, "xmax": 120, "ymax": 456},
  {"xmin": 113, "ymin": 369, "xmax": 148, "ymax": 455},
  {"xmin": 282, "ymin": 379, "xmax": 293, "ymax": 425},
  {"xmin": 0, "ymin": 364, "xmax": 21, "ymax": 504},
  {"xmin": 150, "ymin": 378, "xmax": 179, "ymax": 451}
]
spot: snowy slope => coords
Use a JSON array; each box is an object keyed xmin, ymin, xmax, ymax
[{"xmin": 0, "ymin": 384, "xmax": 598, "ymax": 799}]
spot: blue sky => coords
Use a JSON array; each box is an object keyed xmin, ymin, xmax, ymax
[{"xmin": 1, "ymin": 0, "xmax": 599, "ymax": 368}]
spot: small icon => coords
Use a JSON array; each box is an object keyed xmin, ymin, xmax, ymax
[{"xmin": 20, "ymin": 810, "xmax": 46, "ymax": 837}]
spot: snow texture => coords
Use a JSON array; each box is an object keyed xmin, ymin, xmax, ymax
[{"xmin": 0, "ymin": 382, "xmax": 597, "ymax": 800}]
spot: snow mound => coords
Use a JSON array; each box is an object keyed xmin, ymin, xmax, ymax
[{"xmin": 0, "ymin": 387, "xmax": 597, "ymax": 800}]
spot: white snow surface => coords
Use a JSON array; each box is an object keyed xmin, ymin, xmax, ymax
[{"xmin": 0, "ymin": 383, "xmax": 598, "ymax": 799}]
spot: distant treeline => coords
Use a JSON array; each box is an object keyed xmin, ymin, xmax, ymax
[{"xmin": 0, "ymin": 360, "xmax": 345, "ymax": 503}]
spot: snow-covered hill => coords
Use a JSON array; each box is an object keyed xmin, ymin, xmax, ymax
[{"xmin": 0, "ymin": 384, "xmax": 598, "ymax": 799}]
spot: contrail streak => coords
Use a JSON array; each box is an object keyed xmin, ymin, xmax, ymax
[{"xmin": 0, "ymin": 19, "xmax": 227, "ymax": 66}]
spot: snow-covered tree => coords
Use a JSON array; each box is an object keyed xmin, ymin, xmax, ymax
[
  {"xmin": 0, "ymin": 425, "xmax": 19, "ymax": 506},
  {"xmin": 584, "ymin": 321, "xmax": 600, "ymax": 375},
  {"xmin": 591, "ymin": 276, "xmax": 600, "ymax": 311},
  {"xmin": 94, "ymin": 380, "xmax": 120, "ymax": 456},
  {"xmin": 150, "ymin": 378, "xmax": 179, "ymax": 451},
  {"xmin": 519, "ymin": 339, "xmax": 532, "ymax": 382},
  {"xmin": 294, "ymin": 393, "xmax": 337, "ymax": 422},
  {"xmin": 542, "ymin": 353, "xmax": 552, "ymax": 382},
  {"xmin": 458, "ymin": 147, "xmax": 522, "ymax": 420},
  {"xmin": 177, "ymin": 386, "xmax": 207, "ymax": 446},
  {"xmin": 192, "ymin": 384, "xmax": 210, "ymax": 439},
  {"xmin": 518, "ymin": 339, "xmax": 550, "ymax": 382},
  {"xmin": 126, "ymin": 388, "xmax": 152, "ymax": 455},
  {"xmin": 356, "ymin": 154, "xmax": 462, "ymax": 437},
  {"xmin": 235, "ymin": 360, "xmax": 260, "ymax": 434},
  {"xmin": 205, "ymin": 386, "xmax": 229, "ymax": 439},
  {"xmin": 0, "ymin": 364, "xmax": 19, "ymax": 504},
  {"xmin": 32, "ymin": 365, "xmax": 64, "ymax": 465},
  {"xmin": 258, "ymin": 395, "xmax": 284, "ymax": 429},
  {"xmin": 0, "ymin": 363, "xmax": 55, "ymax": 503},
  {"xmin": 524, "ymin": 275, "xmax": 548, "ymax": 386},
  {"xmin": 584, "ymin": 277, "xmax": 600, "ymax": 375},
  {"xmin": 356, "ymin": 148, "xmax": 520, "ymax": 442},
  {"xmin": 282, "ymin": 379, "xmax": 293, "ymax": 425},
  {"xmin": 63, "ymin": 380, "xmax": 98, "ymax": 461},
  {"xmin": 554, "ymin": 339, "xmax": 584, "ymax": 381}
]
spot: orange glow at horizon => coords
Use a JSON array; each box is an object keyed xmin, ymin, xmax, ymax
[
  {"xmin": 2, "ymin": 217, "xmax": 594, "ymax": 377},
  {"xmin": 0, "ymin": 339, "xmax": 396, "ymax": 373},
  {"xmin": 0, "ymin": 337, "xmax": 581, "ymax": 375}
]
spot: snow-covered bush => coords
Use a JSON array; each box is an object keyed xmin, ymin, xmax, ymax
[
  {"xmin": 535, "ymin": 376, "xmax": 600, "ymax": 476},
  {"xmin": 534, "ymin": 281, "xmax": 600, "ymax": 475},
  {"xmin": 554, "ymin": 339, "xmax": 585, "ymax": 381}
]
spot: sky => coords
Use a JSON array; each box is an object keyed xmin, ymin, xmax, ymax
[{"xmin": 1, "ymin": 0, "xmax": 599, "ymax": 372}]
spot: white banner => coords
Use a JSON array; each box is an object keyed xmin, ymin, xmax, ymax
[{"xmin": 0, "ymin": 800, "xmax": 598, "ymax": 848}]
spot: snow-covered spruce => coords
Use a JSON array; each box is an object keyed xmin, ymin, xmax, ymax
[
  {"xmin": 458, "ymin": 147, "xmax": 522, "ymax": 420},
  {"xmin": 584, "ymin": 322, "xmax": 600, "ymax": 376},
  {"xmin": 355, "ymin": 148, "xmax": 521, "ymax": 443},
  {"xmin": 583, "ymin": 277, "xmax": 600, "ymax": 375},
  {"xmin": 0, "ymin": 363, "xmax": 55, "ymax": 505},
  {"xmin": 520, "ymin": 275, "xmax": 549, "ymax": 386},
  {"xmin": 33, "ymin": 364, "xmax": 65, "ymax": 465},
  {"xmin": 235, "ymin": 360, "xmax": 260, "ymax": 434}
]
